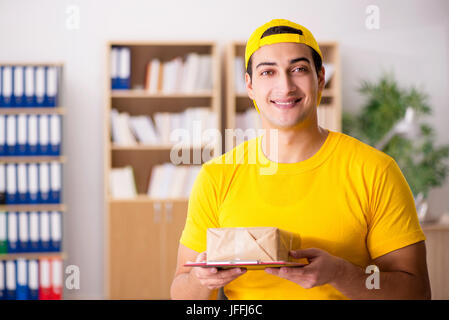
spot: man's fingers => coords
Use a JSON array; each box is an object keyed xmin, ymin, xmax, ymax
[
  {"xmin": 289, "ymin": 248, "xmax": 321, "ymax": 259},
  {"xmin": 265, "ymin": 268, "xmax": 279, "ymax": 276},
  {"xmin": 197, "ymin": 267, "xmax": 245, "ymax": 279},
  {"xmin": 266, "ymin": 266, "xmax": 309, "ymax": 277},
  {"xmin": 195, "ymin": 251, "xmax": 207, "ymax": 263},
  {"xmin": 197, "ymin": 268, "xmax": 247, "ymax": 289}
]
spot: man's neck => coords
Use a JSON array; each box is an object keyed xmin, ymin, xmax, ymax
[{"xmin": 261, "ymin": 124, "xmax": 329, "ymax": 163}]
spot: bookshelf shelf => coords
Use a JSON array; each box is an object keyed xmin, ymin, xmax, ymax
[
  {"xmin": 0, "ymin": 252, "xmax": 67, "ymax": 261},
  {"xmin": 0, "ymin": 156, "xmax": 67, "ymax": 164},
  {"xmin": 0, "ymin": 62, "xmax": 64, "ymax": 67},
  {"xmin": 225, "ymin": 41, "xmax": 342, "ymax": 152},
  {"xmin": 108, "ymin": 195, "xmax": 188, "ymax": 203},
  {"xmin": 111, "ymin": 143, "xmax": 215, "ymax": 151},
  {"xmin": 105, "ymin": 41, "xmax": 221, "ymax": 299},
  {"xmin": 111, "ymin": 90, "xmax": 214, "ymax": 98},
  {"xmin": 0, "ymin": 107, "xmax": 65, "ymax": 115},
  {"xmin": 0, "ymin": 204, "xmax": 67, "ymax": 212}
]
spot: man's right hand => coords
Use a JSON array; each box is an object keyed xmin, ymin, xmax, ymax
[{"xmin": 191, "ymin": 252, "xmax": 247, "ymax": 290}]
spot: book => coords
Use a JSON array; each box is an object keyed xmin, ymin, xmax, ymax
[
  {"xmin": 109, "ymin": 166, "xmax": 137, "ymax": 198},
  {"xmin": 147, "ymin": 164, "xmax": 201, "ymax": 199},
  {"xmin": 183, "ymin": 166, "xmax": 201, "ymax": 198},
  {"xmin": 128, "ymin": 115, "xmax": 159, "ymax": 145},
  {"xmin": 181, "ymin": 53, "xmax": 200, "ymax": 93},
  {"xmin": 110, "ymin": 109, "xmax": 121, "ymax": 144},
  {"xmin": 323, "ymin": 63, "xmax": 334, "ymax": 86},
  {"xmin": 195, "ymin": 55, "xmax": 210, "ymax": 91},
  {"xmin": 147, "ymin": 164, "xmax": 164, "ymax": 199},
  {"xmin": 158, "ymin": 163, "xmax": 176, "ymax": 199},
  {"xmin": 162, "ymin": 57, "xmax": 183, "ymax": 94},
  {"xmin": 153, "ymin": 112, "xmax": 171, "ymax": 144},
  {"xmin": 148, "ymin": 59, "xmax": 161, "ymax": 93},
  {"xmin": 110, "ymin": 111, "xmax": 138, "ymax": 146},
  {"xmin": 234, "ymin": 56, "xmax": 246, "ymax": 94},
  {"xmin": 161, "ymin": 59, "xmax": 174, "ymax": 94},
  {"xmin": 169, "ymin": 165, "xmax": 189, "ymax": 198},
  {"xmin": 144, "ymin": 61, "xmax": 152, "ymax": 91},
  {"xmin": 0, "ymin": 211, "xmax": 6, "ymax": 253}
]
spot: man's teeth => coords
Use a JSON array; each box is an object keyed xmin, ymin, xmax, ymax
[
  {"xmin": 275, "ymin": 101, "xmax": 295, "ymax": 105},
  {"xmin": 273, "ymin": 99, "xmax": 299, "ymax": 105}
]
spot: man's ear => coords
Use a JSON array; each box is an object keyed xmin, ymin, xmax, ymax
[
  {"xmin": 245, "ymin": 72, "xmax": 254, "ymax": 100},
  {"xmin": 318, "ymin": 66, "xmax": 326, "ymax": 92}
]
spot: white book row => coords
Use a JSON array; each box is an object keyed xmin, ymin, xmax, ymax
[
  {"xmin": 147, "ymin": 163, "xmax": 201, "ymax": 199},
  {"xmin": 110, "ymin": 107, "xmax": 218, "ymax": 147},
  {"xmin": 0, "ymin": 65, "xmax": 60, "ymax": 107},
  {"xmin": 234, "ymin": 56, "xmax": 335, "ymax": 94},
  {"xmin": 0, "ymin": 211, "xmax": 62, "ymax": 253},
  {"xmin": 144, "ymin": 53, "xmax": 213, "ymax": 94},
  {"xmin": 0, "ymin": 114, "xmax": 62, "ymax": 156},
  {"xmin": 109, "ymin": 164, "xmax": 201, "ymax": 199},
  {"xmin": 0, "ymin": 162, "xmax": 62, "ymax": 205},
  {"xmin": 0, "ymin": 257, "xmax": 63, "ymax": 300}
]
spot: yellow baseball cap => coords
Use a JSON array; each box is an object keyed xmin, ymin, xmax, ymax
[{"xmin": 245, "ymin": 19, "xmax": 323, "ymax": 112}]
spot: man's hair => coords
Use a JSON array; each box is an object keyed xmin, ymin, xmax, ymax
[{"xmin": 246, "ymin": 25, "xmax": 322, "ymax": 81}]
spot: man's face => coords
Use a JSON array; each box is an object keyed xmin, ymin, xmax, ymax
[{"xmin": 246, "ymin": 42, "xmax": 325, "ymax": 129}]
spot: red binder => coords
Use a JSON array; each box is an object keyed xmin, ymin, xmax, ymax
[
  {"xmin": 50, "ymin": 257, "xmax": 63, "ymax": 300},
  {"xmin": 38, "ymin": 258, "xmax": 52, "ymax": 300}
]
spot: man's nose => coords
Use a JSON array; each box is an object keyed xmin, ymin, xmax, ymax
[{"xmin": 275, "ymin": 71, "xmax": 296, "ymax": 95}]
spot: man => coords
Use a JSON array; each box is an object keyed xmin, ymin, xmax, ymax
[{"xmin": 170, "ymin": 19, "xmax": 431, "ymax": 300}]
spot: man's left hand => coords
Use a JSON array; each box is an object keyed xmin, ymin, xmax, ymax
[{"xmin": 265, "ymin": 248, "xmax": 344, "ymax": 289}]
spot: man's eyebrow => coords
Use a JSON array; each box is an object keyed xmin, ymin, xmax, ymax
[
  {"xmin": 290, "ymin": 57, "xmax": 311, "ymax": 65},
  {"xmin": 255, "ymin": 62, "xmax": 276, "ymax": 69},
  {"xmin": 255, "ymin": 57, "xmax": 311, "ymax": 69}
]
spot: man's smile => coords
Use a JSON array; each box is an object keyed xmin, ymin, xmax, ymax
[{"xmin": 270, "ymin": 97, "xmax": 302, "ymax": 109}]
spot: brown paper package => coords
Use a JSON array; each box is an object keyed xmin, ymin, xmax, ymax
[{"xmin": 207, "ymin": 227, "xmax": 301, "ymax": 262}]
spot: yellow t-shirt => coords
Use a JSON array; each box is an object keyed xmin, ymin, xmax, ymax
[{"xmin": 179, "ymin": 130, "xmax": 426, "ymax": 300}]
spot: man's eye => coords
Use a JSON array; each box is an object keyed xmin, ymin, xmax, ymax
[
  {"xmin": 260, "ymin": 70, "xmax": 273, "ymax": 76},
  {"xmin": 293, "ymin": 67, "xmax": 307, "ymax": 73}
]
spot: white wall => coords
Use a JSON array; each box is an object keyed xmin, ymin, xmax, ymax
[{"xmin": 1, "ymin": 0, "xmax": 448, "ymax": 299}]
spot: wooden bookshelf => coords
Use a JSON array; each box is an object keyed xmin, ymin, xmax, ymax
[
  {"xmin": 225, "ymin": 41, "xmax": 342, "ymax": 152},
  {"xmin": 105, "ymin": 41, "xmax": 221, "ymax": 299}
]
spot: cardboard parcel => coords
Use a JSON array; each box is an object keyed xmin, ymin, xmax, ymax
[{"xmin": 207, "ymin": 227, "xmax": 301, "ymax": 263}]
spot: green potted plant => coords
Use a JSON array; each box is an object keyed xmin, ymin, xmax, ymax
[{"xmin": 343, "ymin": 72, "xmax": 449, "ymax": 222}]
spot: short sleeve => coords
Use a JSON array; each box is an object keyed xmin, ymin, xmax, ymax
[
  {"xmin": 367, "ymin": 159, "xmax": 426, "ymax": 260},
  {"xmin": 179, "ymin": 165, "xmax": 220, "ymax": 253}
]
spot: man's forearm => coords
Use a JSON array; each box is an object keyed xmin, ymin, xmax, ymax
[
  {"xmin": 171, "ymin": 271, "xmax": 217, "ymax": 300},
  {"xmin": 331, "ymin": 258, "xmax": 431, "ymax": 300}
]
